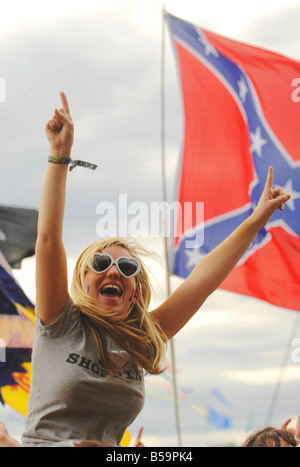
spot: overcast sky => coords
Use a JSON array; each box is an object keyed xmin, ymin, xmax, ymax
[{"xmin": 1, "ymin": 0, "xmax": 300, "ymax": 447}]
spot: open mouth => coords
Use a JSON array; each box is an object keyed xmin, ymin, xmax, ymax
[{"xmin": 100, "ymin": 284, "xmax": 123, "ymax": 298}]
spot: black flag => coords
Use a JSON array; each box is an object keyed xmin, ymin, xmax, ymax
[{"xmin": 0, "ymin": 205, "xmax": 38, "ymax": 269}]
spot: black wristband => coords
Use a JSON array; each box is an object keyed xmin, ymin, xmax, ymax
[
  {"xmin": 48, "ymin": 156, "xmax": 97, "ymax": 171},
  {"xmin": 48, "ymin": 156, "xmax": 70, "ymax": 164}
]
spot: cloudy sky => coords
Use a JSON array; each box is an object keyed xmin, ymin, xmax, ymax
[{"xmin": 1, "ymin": 0, "xmax": 300, "ymax": 447}]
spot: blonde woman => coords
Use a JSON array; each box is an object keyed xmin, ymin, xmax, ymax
[{"xmin": 21, "ymin": 93, "xmax": 290, "ymax": 447}]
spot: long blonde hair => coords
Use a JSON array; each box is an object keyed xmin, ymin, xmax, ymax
[{"xmin": 71, "ymin": 238, "xmax": 168, "ymax": 376}]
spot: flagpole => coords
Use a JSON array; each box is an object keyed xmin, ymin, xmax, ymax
[
  {"xmin": 265, "ymin": 311, "xmax": 300, "ymax": 426},
  {"xmin": 161, "ymin": 4, "xmax": 182, "ymax": 447}
]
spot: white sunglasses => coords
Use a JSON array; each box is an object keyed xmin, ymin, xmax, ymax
[{"xmin": 87, "ymin": 253, "xmax": 141, "ymax": 278}]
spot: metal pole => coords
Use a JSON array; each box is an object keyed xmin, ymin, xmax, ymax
[
  {"xmin": 265, "ymin": 312, "xmax": 300, "ymax": 426},
  {"xmin": 160, "ymin": 4, "xmax": 182, "ymax": 447}
]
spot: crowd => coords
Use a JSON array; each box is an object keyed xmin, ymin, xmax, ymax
[{"xmin": 1, "ymin": 417, "xmax": 300, "ymax": 447}]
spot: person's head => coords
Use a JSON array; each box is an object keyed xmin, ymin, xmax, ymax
[
  {"xmin": 71, "ymin": 238, "xmax": 168, "ymax": 375},
  {"xmin": 243, "ymin": 427, "xmax": 297, "ymax": 447},
  {"xmin": 71, "ymin": 238, "xmax": 152, "ymax": 320}
]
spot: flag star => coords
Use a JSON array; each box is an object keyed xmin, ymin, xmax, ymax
[
  {"xmin": 185, "ymin": 248, "xmax": 204, "ymax": 269},
  {"xmin": 250, "ymin": 127, "xmax": 268, "ymax": 157},
  {"xmin": 198, "ymin": 35, "xmax": 219, "ymax": 57},
  {"xmin": 275, "ymin": 179, "xmax": 300, "ymax": 211},
  {"xmin": 237, "ymin": 76, "xmax": 248, "ymax": 103}
]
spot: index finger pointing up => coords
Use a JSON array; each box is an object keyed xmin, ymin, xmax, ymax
[
  {"xmin": 59, "ymin": 91, "xmax": 71, "ymax": 115},
  {"xmin": 265, "ymin": 166, "xmax": 274, "ymax": 190}
]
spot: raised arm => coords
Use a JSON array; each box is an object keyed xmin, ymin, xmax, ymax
[
  {"xmin": 35, "ymin": 92, "xmax": 74, "ymax": 325},
  {"xmin": 151, "ymin": 167, "xmax": 291, "ymax": 339}
]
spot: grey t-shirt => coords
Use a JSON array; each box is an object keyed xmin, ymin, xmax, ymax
[{"xmin": 22, "ymin": 296, "xmax": 145, "ymax": 447}]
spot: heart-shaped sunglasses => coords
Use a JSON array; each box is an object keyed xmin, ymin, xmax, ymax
[{"xmin": 87, "ymin": 253, "xmax": 141, "ymax": 278}]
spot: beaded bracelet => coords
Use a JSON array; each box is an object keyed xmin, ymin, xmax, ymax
[{"xmin": 48, "ymin": 156, "xmax": 97, "ymax": 172}]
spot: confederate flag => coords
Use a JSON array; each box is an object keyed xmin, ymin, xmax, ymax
[{"xmin": 166, "ymin": 12, "xmax": 300, "ymax": 311}]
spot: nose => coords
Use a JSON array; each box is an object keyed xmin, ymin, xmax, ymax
[{"xmin": 107, "ymin": 263, "xmax": 120, "ymax": 278}]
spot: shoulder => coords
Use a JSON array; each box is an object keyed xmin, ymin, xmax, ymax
[{"xmin": 35, "ymin": 295, "xmax": 81, "ymax": 338}]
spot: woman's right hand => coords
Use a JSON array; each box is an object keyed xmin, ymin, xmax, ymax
[{"xmin": 45, "ymin": 92, "xmax": 74, "ymax": 154}]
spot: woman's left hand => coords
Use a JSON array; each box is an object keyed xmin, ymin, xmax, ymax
[{"xmin": 251, "ymin": 166, "xmax": 291, "ymax": 229}]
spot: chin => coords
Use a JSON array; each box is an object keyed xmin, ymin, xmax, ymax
[{"xmin": 96, "ymin": 300, "xmax": 126, "ymax": 316}]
